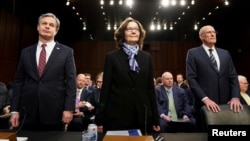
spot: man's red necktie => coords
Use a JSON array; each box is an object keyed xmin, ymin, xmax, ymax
[{"xmin": 38, "ymin": 44, "xmax": 47, "ymax": 77}]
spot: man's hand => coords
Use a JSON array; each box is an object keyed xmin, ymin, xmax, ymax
[
  {"xmin": 227, "ymin": 98, "xmax": 243, "ymax": 113},
  {"xmin": 62, "ymin": 111, "xmax": 73, "ymax": 124},
  {"xmin": 10, "ymin": 112, "xmax": 20, "ymax": 128},
  {"xmin": 203, "ymin": 98, "xmax": 221, "ymax": 113}
]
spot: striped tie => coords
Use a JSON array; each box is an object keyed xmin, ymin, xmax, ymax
[
  {"xmin": 38, "ymin": 44, "xmax": 47, "ymax": 77},
  {"xmin": 208, "ymin": 49, "xmax": 218, "ymax": 71}
]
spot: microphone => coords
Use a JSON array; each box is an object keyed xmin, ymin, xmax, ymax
[
  {"xmin": 155, "ymin": 135, "xmax": 165, "ymax": 141},
  {"xmin": 143, "ymin": 105, "xmax": 165, "ymax": 141},
  {"xmin": 143, "ymin": 105, "xmax": 147, "ymax": 135}
]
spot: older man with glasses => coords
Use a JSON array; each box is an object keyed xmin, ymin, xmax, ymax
[{"xmin": 238, "ymin": 75, "xmax": 250, "ymax": 106}]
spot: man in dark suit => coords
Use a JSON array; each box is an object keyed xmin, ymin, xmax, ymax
[
  {"xmin": 186, "ymin": 25, "xmax": 243, "ymax": 131},
  {"xmin": 10, "ymin": 13, "xmax": 76, "ymax": 131},
  {"xmin": 176, "ymin": 74, "xmax": 188, "ymax": 90},
  {"xmin": 68, "ymin": 74, "xmax": 95, "ymax": 131},
  {"xmin": 155, "ymin": 72, "xmax": 196, "ymax": 132}
]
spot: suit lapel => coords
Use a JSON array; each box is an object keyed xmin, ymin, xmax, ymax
[
  {"xmin": 117, "ymin": 49, "xmax": 135, "ymax": 81},
  {"xmin": 215, "ymin": 48, "xmax": 223, "ymax": 73},
  {"xmin": 41, "ymin": 43, "xmax": 62, "ymax": 77},
  {"xmin": 132, "ymin": 52, "xmax": 145, "ymax": 80},
  {"xmin": 199, "ymin": 46, "xmax": 219, "ymax": 73},
  {"xmin": 29, "ymin": 44, "xmax": 40, "ymax": 78},
  {"xmin": 172, "ymin": 87, "xmax": 178, "ymax": 108},
  {"xmin": 80, "ymin": 89, "xmax": 86, "ymax": 100},
  {"xmin": 160, "ymin": 86, "xmax": 168, "ymax": 101}
]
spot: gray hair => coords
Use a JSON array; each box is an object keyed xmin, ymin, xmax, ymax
[
  {"xmin": 238, "ymin": 75, "xmax": 247, "ymax": 82},
  {"xmin": 38, "ymin": 13, "xmax": 60, "ymax": 31},
  {"xmin": 199, "ymin": 25, "xmax": 214, "ymax": 35}
]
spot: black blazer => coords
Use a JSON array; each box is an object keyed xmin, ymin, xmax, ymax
[
  {"xmin": 0, "ymin": 82, "xmax": 8, "ymax": 114},
  {"xmin": 179, "ymin": 83, "xmax": 188, "ymax": 90},
  {"xmin": 11, "ymin": 42, "xmax": 76, "ymax": 125},
  {"xmin": 95, "ymin": 49, "xmax": 159, "ymax": 131},
  {"xmin": 186, "ymin": 46, "xmax": 240, "ymax": 110}
]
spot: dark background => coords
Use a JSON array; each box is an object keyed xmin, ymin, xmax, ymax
[{"xmin": 0, "ymin": 0, "xmax": 250, "ymax": 83}]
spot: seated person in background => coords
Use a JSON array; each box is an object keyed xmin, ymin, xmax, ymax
[
  {"xmin": 84, "ymin": 73, "xmax": 95, "ymax": 91},
  {"xmin": 155, "ymin": 72, "xmax": 196, "ymax": 132},
  {"xmin": 155, "ymin": 77, "xmax": 163, "ymax": 87},
  {"xmin": 176, "ymin": 74, "xmax": 188, "ymax": 90},
  {"xmin": 89, "ymin": 72, "xmax": 104, "ymax": 123},
  {"xmin": 93, "ymin": 72, "xmax": 103, "ymax": 108},
  {"xmin": 0, "ymin": 82, "xmax": 11, "ymax": 129},
  {"xmin": 67, "ymin": 74, "xmax": 95, "ymax": 131},
  {"xmin": 238, "ymin": 75, "xmax": 250, "ymax": 106}
]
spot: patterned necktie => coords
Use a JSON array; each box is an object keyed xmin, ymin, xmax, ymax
[
  {"xmin": 38, "ymin": 44, "xmax": 47, "ymax": 76},
  {"xmin": 208, "ymin": 49, "xmax": 218, "ymax": 71},
  {"xmin": 75, "ymin": 89, "xmax": 81, "ymax": 112},
  {"xmin": 167, "ymin": 90, "xmax": 178, "ymax": 120}
]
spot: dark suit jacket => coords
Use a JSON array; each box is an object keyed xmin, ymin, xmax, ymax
[
  {"xmin": 11, "ymin": 42, "xmax": 76, "ymax": 125},
  {"xmin": 79, "ymin": 88, "xmax": 95, "ymax": 118},
  {"xmin": 186, "ymin": 46, "xmax": 240, "ymax": 110},
  {"xmin": 155, "ymin": 85, "xmax": 194, "ymax": 118},
  {"xmin": 179, "ymin": 83, "xmax": 188, "ymax": 90},
  {"xmin": 0, "ymin": 82, "xmax": 8, "ymax": 114},
  {"xmin": 92, "ymin": 88, "xmax": 101, "ymax": 112},
  {"xmin": 95, "ymin": 49, "xmax": 159, "ymax": 132},
  {"xmin": 68, "ymin": 88, "xmax": 94, "ymax": 131}
]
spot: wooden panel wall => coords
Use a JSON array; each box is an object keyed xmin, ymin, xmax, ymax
[
  {"xmin": 1, "ymin": 8, "xmax": 249, "ymax": 84},
  {"xmin": 0, "ymin": 9, "xmax": 20, "ymax": 83},
  {"xmin": 0, "ymin": 8, "xmax": 200, "ymax": 84},
  {"xmin": 70, "ymin": 41, "xmax": 200, "ymax": 80},
  {"xmin": 148, "ymin": 41, "xmax": 200, "ymax": 78}
]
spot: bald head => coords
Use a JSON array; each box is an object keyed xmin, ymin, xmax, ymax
[
  {"xmin": 161, "ymin": 71, "xmax": 174, "ymax": 88},
  {"xmin": 76, "ymin": 73, "xmax": 86, "ymax": 89},
  {"xmin": 199, "ymin": 25, "xmax": 217, "ymax": 48}
]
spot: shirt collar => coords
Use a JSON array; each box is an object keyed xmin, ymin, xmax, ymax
[
  {"xmin": 202, "ymin": 44, "xmax": 215, "ymax": 51},
  {"xmin": 38, "ymin": 41, "xmax": 56, "ymax": 48}
]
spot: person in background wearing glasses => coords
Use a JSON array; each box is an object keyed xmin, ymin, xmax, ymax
[
  {"xmin": 92, "ymin": 71, "xmax": 103, "ymax": 110},
  {"xmin": 238, "ymin": 75, "xmax": 250, "ymax": 106},
  {"xmin": 186, "ymin": 25, "xmax": 243, "ymax": 132},
  {"xmin": 90, "ymin": 71, "xmax": 103, "ymax": 122},
  {"xmin": 95, "ymin": 17, "xmax": 160, "ymax": 134}
]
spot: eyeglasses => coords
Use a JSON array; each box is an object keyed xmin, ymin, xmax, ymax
[
  {"xmin": 126, "ymin": 27, "xmax": 140, "ymax": 32},
  {"xmin": 240, "ymin": 82, "xmax": 249, "ymax": 85},
  {"xmin": 203, "ymin": 31, "xmax": 218, "ymax": 35}
]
